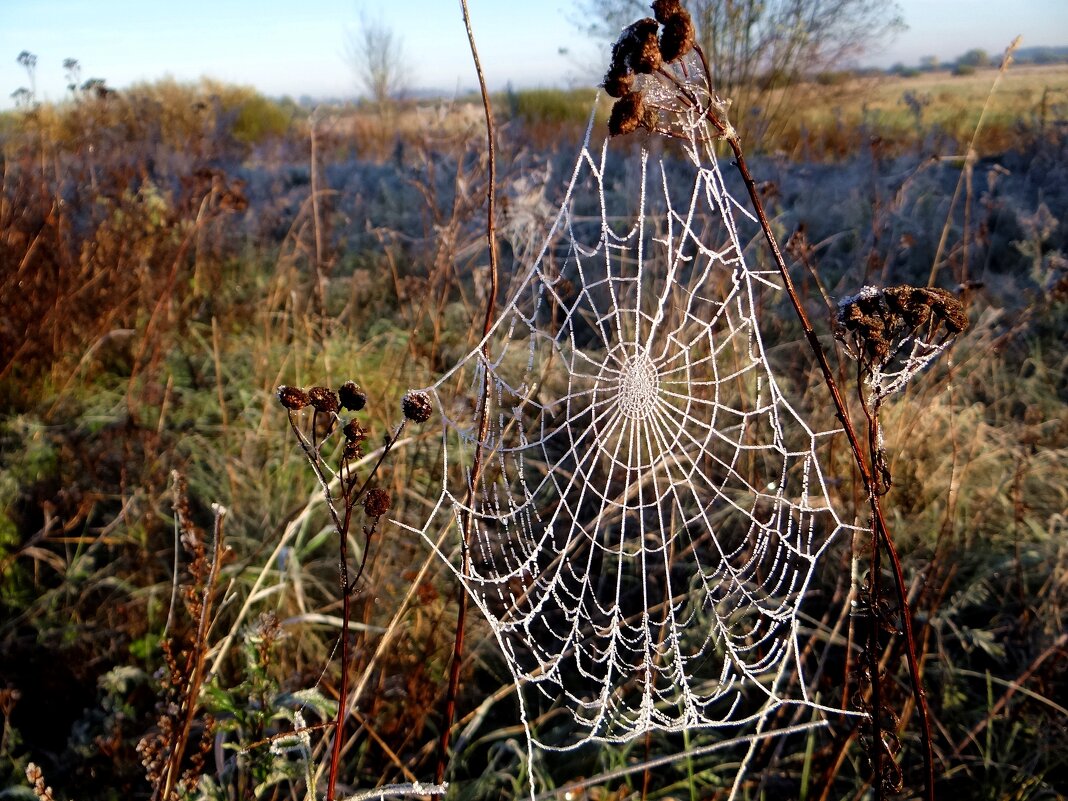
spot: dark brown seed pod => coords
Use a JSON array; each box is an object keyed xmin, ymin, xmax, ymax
[
  {"xmin": 603, "ymin": 65, "xmax": 634, "ymax": 98},
  {"xmin": 276, "ymin": 385, "xmax": 309, "ymax": 410},
  {"xmin": 609, "ymin": 91, "xmax": 645, "ymax": 137},
  {"xmin": 362, "ymin": 487, "xmax": 392, "ymax": 518},
  {"xmin": 343, "ymin": 418, "xmax": 368, "ymax": 443},
  {"xmin": 651, "ymin": 0, "xmax": 685, "ymax": 23},
  {"xmin": 632, "ymin": 21, "xmax": 662, "ymax": 73},
  {"xmin": 401, "ymin": 390, "xmax": 433, "ymax": 423},
  {"xmin": 659, "ymin": 12, "xmax": 695, "ymax": 63},
  {"xmin": 307, "ymin": 386, "xmax": 340, "ymax": 414},
  {"xmin": 338, "ymin": 380, "xmax": 367, "ymax": 411},
  {"xmin": 609, "ymin": 18, "xmax": 659, "ymax": 73}
]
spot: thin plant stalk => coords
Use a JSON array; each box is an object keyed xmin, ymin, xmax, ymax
[
  {"xmin": 688, "ymin": 49, "xmax": 937, "ymax": 799},
  {"xmin": 156, "ymin": 503, "xmax": 227, "ymax": 801},
  {"xmin": 322, "ymin": 420, "xmax": 406, "ymax": 801},
  {"xmin": 436, "ymin": 1, "xmax": 500, "ymax": 791}
]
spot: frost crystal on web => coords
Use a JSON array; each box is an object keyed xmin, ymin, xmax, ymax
[{"xmin": 401, "ymin": 82, "xmax": 861, "ymax": 796}]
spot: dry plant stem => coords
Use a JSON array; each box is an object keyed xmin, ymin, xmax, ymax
[
  {"xmin": 327, "ymin": 497, "xmax": 355, "ymax": 801},
  {"xmin": 325, "ymin": 426, "xmax": 405, "ymax": 801},
  {"xmin": 866, "ymin": 510, "xmax": 885, "ymax": 801},
  {"xmin": 286, "ymin": 408, "xmax": 408, "ymax": 800},
  {"xmin": 436, "ymin": 0, "xmax": 500, "ymax": 792},
  {"xmin": 157, "ymin": 506, "xmax": 226, "ymax": 801},
  {"xmin": 927, "ymin": 36, "xmax": 1021, "ymax": 288},
  {"xmin": 692, "ymin": 45, "xmax": 936, "ymax": 801}
]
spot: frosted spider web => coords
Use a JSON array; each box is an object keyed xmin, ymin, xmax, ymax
[{"xmin": 401, "ymin": 77, "xmax": 862, "ymax": 795}]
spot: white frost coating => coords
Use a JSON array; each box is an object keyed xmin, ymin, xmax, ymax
[
  {"xmin": 869, "ymin": 337, "xmax": 952, "ymax": 400},
  {"xmin": 339, "ymin": 783, "xmax": 448, "ymax": 801},
  {"xmin": 836, "ymin": 285, "xmax": 882, "ymax": 308},
  {"xmin": 400, "ymin": 96, "xmax": 862, "ymax": 798}
]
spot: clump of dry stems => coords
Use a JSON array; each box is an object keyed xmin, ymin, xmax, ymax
[
  {"xmin": 276, "ymin": 381, "xmax": 433, "ymax": 800},
  {"xmin": 136, "ymin": 472, "xmax": 227, "ymax": 801}
]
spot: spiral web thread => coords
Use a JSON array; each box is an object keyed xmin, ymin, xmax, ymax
[{"xmin": 400, "ymin": 87, "xmax": 862, "ymax": 793}]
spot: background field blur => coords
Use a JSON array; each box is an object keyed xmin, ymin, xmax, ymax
[{"xmin": 1, "ymin": 24, "xmax": 1067, "ymax": 801}]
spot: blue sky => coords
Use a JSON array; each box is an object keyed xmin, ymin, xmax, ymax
[{"xmin": 2, "ymin": 0, "xmax": 1067, "ymax": 107}]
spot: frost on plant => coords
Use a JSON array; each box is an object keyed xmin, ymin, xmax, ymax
[{"xmin": 836, "ymin": 284, "xmax": 968, "ymax": 404}]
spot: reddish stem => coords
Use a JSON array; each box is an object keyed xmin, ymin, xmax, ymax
[{"xmin": 691, "ymin": 46, "xmax": 936, "ymax": 800}]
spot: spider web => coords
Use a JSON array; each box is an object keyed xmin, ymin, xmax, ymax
[{"xmin": 401, "ymin": 90, "xmax": 861, "ymax": 793}]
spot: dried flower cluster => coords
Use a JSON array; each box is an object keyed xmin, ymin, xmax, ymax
[
  {"xmin": 277, "ymin": 380, "xmax": 438, "ymax": 796},
  {"xmin": 837, "ymin": 285, "xmax": 967, "ymax": 368},
  {"xmin": 401, "ymin": 389, "xmax": 434, "ymax": 423},
  {"xmin": 363, "ymin": 487, "xmax": 392, "ymax": 518},
  {"xmin": 604, "ymin": 1, "xmax": 695, "ymax": 136}
]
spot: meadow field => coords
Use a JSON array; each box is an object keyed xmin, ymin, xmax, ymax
[{"xmin": 1, "ymin": 54, "xmax": 1066, "ymax": 801}]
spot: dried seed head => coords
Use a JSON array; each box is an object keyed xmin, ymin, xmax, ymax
[
  {"xmin": 338, "ymin": 380, "xmax": 368, "ymax": 411},
  {"xmin": 651, "ymin": 0, "xmax": 685, "ymax": 23},
  {"xmin": 603, "ymin": 65, "xmax": 635, "ymax": 98},
  {"xmin": 608, "ymin": 18, "xmax": 660, "ymax": 75},
  {"xmin": 307, "ymin": 386, "xmax": 339, "ymax": 414},
  {"xmin": 401, "ymin": 390, "xmax": 433, "ymax": 423},
  {"xmin": 629, "ymin": 19, "xmax": 662, "ymax": 73},
  {"xmin": 659, "ymin": 12, "xmax": 695, "ymax": 63},
  {"xmin": 276, "ymin": 385, "xmax": 309, "ymax": 411},
  {"xmin": 929, "ymin": 288, "xmax": 969, "ymax": 333},
  {"xmin": 609, "ymin": 91, "xmax": 646, "ymax": 137},
  {"xmin": 343, "ymin": 440, "xmax": 362, "ymax": 461},
  {"xmin": 363, "ymin": 487, "xmax": 392, "ymax": 518},
  {"xmin": 343, "ymin": 418, "xmax": 368, "ymax": 443}
]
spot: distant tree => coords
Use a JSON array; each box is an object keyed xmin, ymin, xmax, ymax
[
  {"xmin": 346, "ymin": 14, "xmax": 409, "ymax": 105},
  {"xmin": 63, "ymin": 58, "xmax": 81, "ymax": 93},
  {"xmin": 81, "ymin": 78, "xmax": 113, "ymax": 99},
  {"xmin": 574, "ymin": 0, "xmax": 904, "ymax": 139},
  {"xmin": 919, "ymin": 55, "xmax": 939, "ymax": 72},
  {"xmin": 956, "ymin": 48, "xmax": 990, "ymax": 68},
  {"xmin": 10, "ymin": 87, "xmax": 32, "ymax": 108},
  {"xmin": 16, "ymin": 50, "xmax": 37, "ymax": 103}
]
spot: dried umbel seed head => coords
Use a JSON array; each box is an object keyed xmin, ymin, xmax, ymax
[
  {"xmin": 609, "ymin": 91, "xmax": 657, "ymax": 137},
  {"xmin": 837, "ymin": 284, "xmax": 969, "ymax": 371},
  {"xmin": 307, "ymin": 386, "xmax": 340, "ymax": 414},
  {"xmin": 343, "ymin": 418, "xmax": 368, "ymax": 443},
  {"xmin": 276, "ymin": 385, "xmax": 309, "ymax": 411},
  {"xmin": 343, "ymin": 440, "xmax": 362, "ymax": 461},
  {"xmin": 659, "ymin": 11, "xmax": 695, "ymax": 63},
  {"xmin": 881, "ymin": 286, "xmax": 969, "ymax": 334},
  {"xmin": 363, "ymin": 487, "xmax": 392, "ymax": 518},
  {"xmin": 401, "ymin": 390, "xmax": 434, "ymax": 423},
  {"xmin": 928, "ymin": 288, "xmax": 969, "ymax": 334},
  {"xmin": 338, "ymin": 380, "xmax": 367, "ymax": 411}
]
